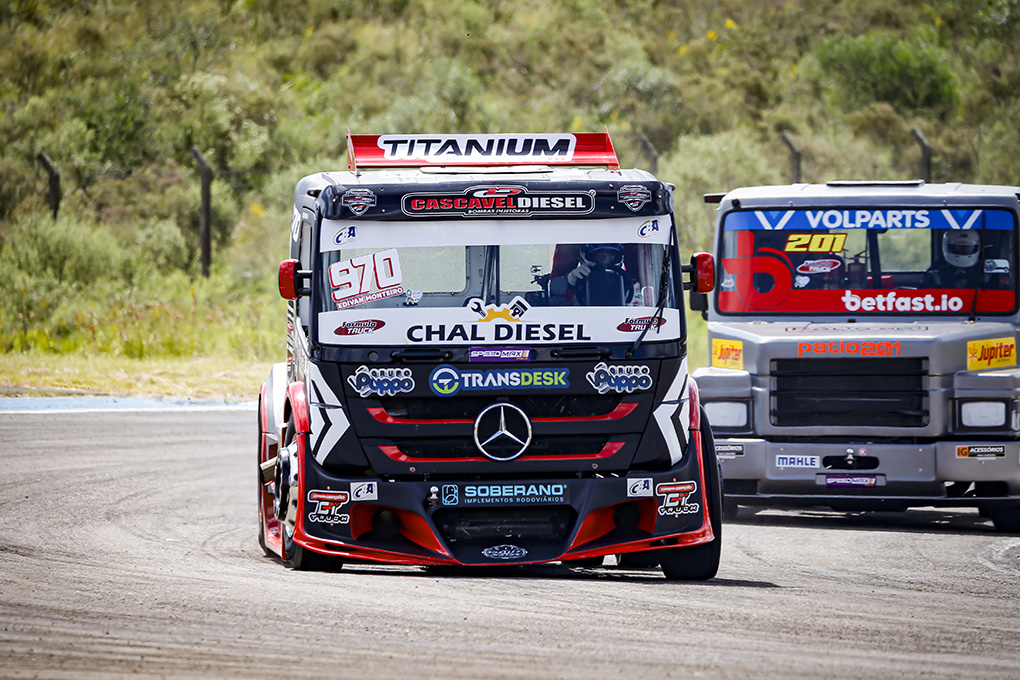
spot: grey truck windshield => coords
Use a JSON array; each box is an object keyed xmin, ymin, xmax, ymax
[{"xmin": 716, "ymin": 207, "xmax": 1017, "ymax": 315}]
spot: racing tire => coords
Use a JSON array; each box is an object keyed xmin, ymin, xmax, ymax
[
  {"xmin": 277, "ymin": 411, "xmax": 344, "ymax": 572},
  {"xmin": 659, "ymin": 408, "xmax": 722, "ymax": 581},
  {"xmin": 282, "ymin": 532, "xmax": 344, "ymax": 572},
  {"xmin": 989, "ymin": 503, "xmax": 1020, "ymax": 533},
  {"xmin": 257, "ymin": 407, "xmax": 274, "ymax": 558}
]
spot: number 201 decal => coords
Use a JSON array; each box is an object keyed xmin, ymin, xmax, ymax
[
  {"xmin": 784, "ymin": 233, "xmax": 847, "ymax": 253},
  {"xmin": 328, "ymin": 248, "xmax": 405, "ymax": 309}
]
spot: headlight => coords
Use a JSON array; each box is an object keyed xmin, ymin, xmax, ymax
[
  {"xmin": 704, "ymin": 401, "xmax": 749, "ymax": 429},
  {"xmin": 960, "ymin": 401, "xmax": 1007, "ymax": 428}
]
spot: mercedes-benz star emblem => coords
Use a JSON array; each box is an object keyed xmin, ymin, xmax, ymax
[{"xmin": 473, "ymin": 403, "xmax": 532, "ymax": 461}]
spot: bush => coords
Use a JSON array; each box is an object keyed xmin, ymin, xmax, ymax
[{"xmin": 815, "ymin": 32, "xmax": 959, "ymax": 116}]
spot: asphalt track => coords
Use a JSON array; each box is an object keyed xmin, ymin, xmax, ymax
[{"xmin": 2, "ymin": 408, "xmax": 1019, "ymax": 679}]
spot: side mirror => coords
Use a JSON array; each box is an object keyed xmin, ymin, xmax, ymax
[
  {"xmin": 682, "ymin": 252, "xmax": 715, "ymax": 293},
  {"xmin": 278, "ymin": 259, "xmax": 312, "ymax": 300}
]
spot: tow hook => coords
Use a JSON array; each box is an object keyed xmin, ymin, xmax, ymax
[{"xmin": 259, "ymin": 457, "xmax": 277, "ymax": 484}]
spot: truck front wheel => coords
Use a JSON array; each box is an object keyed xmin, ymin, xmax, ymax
[
  {"xmin": 990, "ymin": 503, "xmax": 1020, "ymax": 533},
  {"xmin": 659, "ymin": 408, "xmax": 722, "ymax": 581}
]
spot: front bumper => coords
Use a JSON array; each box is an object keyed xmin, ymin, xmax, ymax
[
  {"xmin": 293, "ymin": 458, "xmax": 714, "ymax": 566},
  {"xmin": 718, "ymin": 438, "xmax": 1020, "ymax": 507}
]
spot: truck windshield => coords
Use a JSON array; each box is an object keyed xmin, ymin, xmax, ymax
[
  {"xmin": 319, "ymin": 241, "xmax": 675, "ymax": 312},
  {"xmin": 715, "ymin": 207, "xmax": 1017, "ymax": 315}
]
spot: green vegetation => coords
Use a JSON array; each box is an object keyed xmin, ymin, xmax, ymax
[{"xmin": 2, "ymin": 0, "xmax": 1019, "ymax": 395}]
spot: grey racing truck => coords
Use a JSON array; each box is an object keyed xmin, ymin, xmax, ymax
[
  {"xmin": 692, "ymin": 180, "xmax": 1020, "ymax": 531},
  {"xmin": 256, "ymin": 130, "xmax": 721, "ymax": 578}
]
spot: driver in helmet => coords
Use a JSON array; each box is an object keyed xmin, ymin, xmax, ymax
[
  {"xmin": 554, "ymin": 243, "xmax": 636, "ymax": 306},
  {"xmin": 927, "ymin": 230, "xmax": 982, "ymax": 288}
]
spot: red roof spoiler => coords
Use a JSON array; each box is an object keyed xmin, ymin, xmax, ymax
[{"xmin": 346, "ymin": 128, "xmax": 620, "ymax": 172}]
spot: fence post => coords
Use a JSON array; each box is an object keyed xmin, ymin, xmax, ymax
[
  {"xmin": 190, "ymin": 146, "xmax": 213, "ymax": 278},
  {"xmin": 639, "ymin": 134, "xmax": 658, "ymax": 175},
  {"xmin": 781, "ymin": 132, "xmax": 801, "ymax": 183},
  {"xmin": 911, "ymin": 126, "xmax": 932, "ymax": 183},
  {"xmin": 36, "ymin": 152, "xmax": 61, "ymax": 220}
]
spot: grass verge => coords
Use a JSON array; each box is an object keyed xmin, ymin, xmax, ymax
[{"xmin": 0, "ymin": 352, "xmax": 271, "ymax": 402}]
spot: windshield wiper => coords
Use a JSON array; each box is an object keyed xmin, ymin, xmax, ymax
[{"xmin": 626, "ymin": 223, "xmax": 675, "ymax": 359}]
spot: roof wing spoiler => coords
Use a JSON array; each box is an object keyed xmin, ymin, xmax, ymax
[{"xmin": 346, "ymin": 128, "xmax": 620, "ymax": 173}]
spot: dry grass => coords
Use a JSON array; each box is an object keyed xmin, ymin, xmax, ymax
[{"xmin": 0, "ymin": 352, "xmax": 272, "ymax": 402}]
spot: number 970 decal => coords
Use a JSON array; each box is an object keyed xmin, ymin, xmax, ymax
[{"xmin": 328, "ymin": 248, "xmax": 405, "ymax": 310}]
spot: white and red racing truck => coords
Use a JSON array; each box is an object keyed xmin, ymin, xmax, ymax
[{"xmin": 257, "ymin": 131, "xmax": 720, "ymax": 577}]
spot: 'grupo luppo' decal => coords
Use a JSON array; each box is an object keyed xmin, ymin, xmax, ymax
[
  {"xmin": 328, "ymin": 248, "xmax": 404, "ymax": 310},
  {"xmin": 717, "ymin": 208, "xmax": 1017, "ymax": 315}
]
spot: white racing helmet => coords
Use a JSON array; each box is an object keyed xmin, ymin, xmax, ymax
[{"xmin": 943, "ymin": 230, "xmax": 980, "ymax": 268}]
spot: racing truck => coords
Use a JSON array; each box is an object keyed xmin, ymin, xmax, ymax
[
  {"xmin": 257, "ymin": 130, "xmax": 720, "ymax": 578},
  {"xmin": 691, "ymin": 180, "xmax": 1020, "ymax": 531}
]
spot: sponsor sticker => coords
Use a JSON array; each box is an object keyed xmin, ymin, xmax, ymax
[
  {"xmin": 956, "ymin": 445, "xmax": 1006, "ymax": 459},
  {"xmin": 307, "ymin": 490, "xmax": 350, "ymax": 524},
  {"xmin": 342, "ymin": 188, "xmax": 377, "ymax": 216},
  {"xmin": 841, "ymin": 290, "xmax": 965, "ymax": 313},
  {"xmin": 429, "ymin": 364, "xmax": 568, "ymax": 397},
  {"xmin": 797, "ymin": 340, "xmax": 902, "ymax": 358},
  {"xmin": 481, "ymin": 544, "xmax": 528, "ymax": 560},
  {"xmin": 347, "ymin": 366, "xmax": 414, "ymax": 397},
  {"xmin": 585, "ymin": 362, "xmax": 653, "ymax": 394},
  {"xmin": 617, "ymin": 316, "xmax": 665, "ymax": 332},
  {"xmin": 796, "ymin": 258, "xmax": 842, "ymax": 274},
  {"xmin": 967, "ymin": 337, "xmax": 1017, "ymax": 371},
  {"xmin": 656, "ymin": 481, "xmax": 700, "ymax": 517},
  {"xmin": 334, "ymin": 319, "xmax": 386, "ymax": 336},
  {"xmin": 350, "ymin": 481, "xmax": 379, "ymax": 501},
  {"xmin": 825, "ymin": 475, "xmax": 877, "ymax": 488},
  {"xmin": 724, "ymin": 208, "xmax": 1014, "ymax": 232},
  {"xmin": 618, "ymin": 185, "xmax": 652, "ymax": 212},
  {"xmin": 402, "ymin": 185, "xmax": 595, "ymax": 218},
  {"xmin": 378, "ymin": 134, "xmax": 577, "ymax": 164},
  {"xmin": 712, "ymin": 338, "xmax": 744, "ymax": 370},
  {"xmin": 716, "ymin": 443, "xmax": 745, "ymax": 457},
  {"xmin": 329, "ymin": 248, "xmax": 404, "ymax": 309},
  {"xmin": 627, "ymin": 478, "xmax": 654, "ymax": 497},
  {"xmin": 442, "ymin": 483, "xmax": 569, "ymax": 506},
  {"xmin": 637, "ymin": 218, "xmax": 661, "ymax": 237},
  {"xmin": 469, "ymin": 347, "xmax": 532, "ymax": 362},
  {"xmin": 333, "ymin": 225, "xmax": 358, "ymax": 246},
  {"xmin": 776, "ymin": 455, "xmax": 819, "ymax": 468}
]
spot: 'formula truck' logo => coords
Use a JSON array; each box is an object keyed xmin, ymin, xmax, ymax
[
  {"xmin": 586, "ymin": 362, "xmax": 653, "ymax": 394},
  {"xmin": 616, "ymin": 316, "xmax": 665, "ymax": 332},
  {"xmin": 334, "ymin": 319, "xmax": 385, "ymax": 336},
  {"xmin": 402, "ymin": 185, "xmax": 595, "ymax": 218},
  {"xmin": 347, "ymin": 366, "xmax": 414, "ymax": 397},
  {"xmin": 656, "ymin": 481, "xmax": 700, "ymax": 517},
  {"xmin": 307, "ymin": 490, "xmax": 350, "ymax": 523}
]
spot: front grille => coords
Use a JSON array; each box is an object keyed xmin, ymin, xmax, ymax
[
  {"xmin": 433, "ymin": 506, "xmax": 575, "ymax": 544},
  {"xmin": 389, "ymin": 436, "xmax": 610, "ymax": 460},
  {"xmin": 770, "ymin": 358, "xmax": 928, "ymax": 428},
  {"xmin": 379, "ymin": 394, "xmax": 622, "ymax": 420}
]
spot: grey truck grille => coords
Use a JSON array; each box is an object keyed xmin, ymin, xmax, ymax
[{"xmin": 770, "ymin": 358, "xmax": 928, "ymax": 428}]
